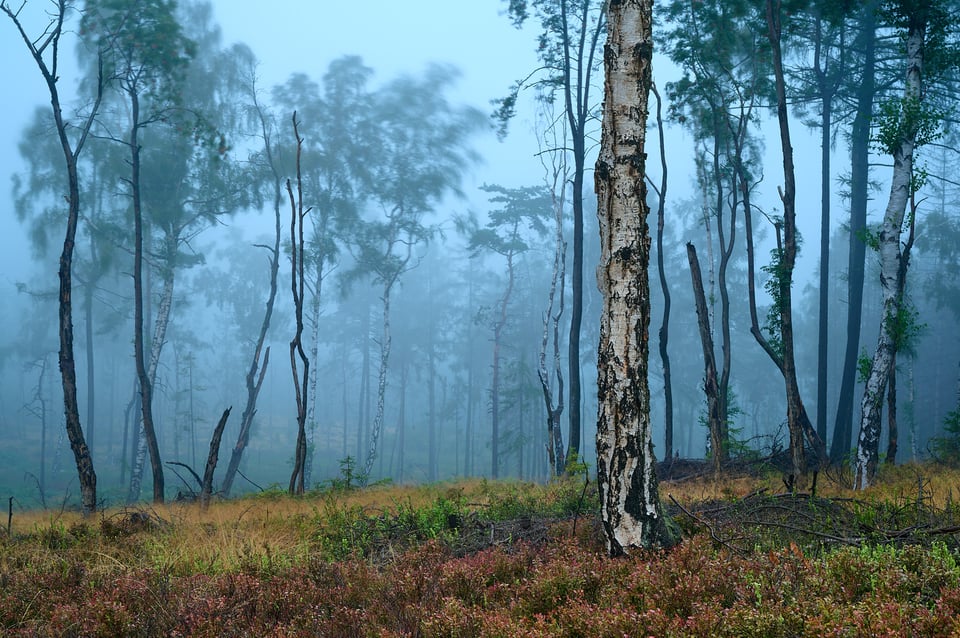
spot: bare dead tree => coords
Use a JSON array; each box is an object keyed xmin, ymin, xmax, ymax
[
  {"xmin": 221, "ymin": 84, "xmax": 282, "ymax": 497},
  {"xmin": 200, "ymin": 407, "xmax": 231, "ymax": 511},
  {"xmin": 687, "ymin": 243, "xmax": 723, "ymax": 475}
]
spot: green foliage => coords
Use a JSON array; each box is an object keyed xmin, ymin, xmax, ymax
[
  {"xmin": 459, "ymin": 184, "xmax": 552, "ymax": 259},
  {"xmin": 325, "ymin": 456, "xmax": 366, "ymax": 492},
  {"xmin": 81, "ymin": 0, "xmax": 196, "ymax": 105},
  {"xmin": 873, "ymin": 95, "xmax": 945, "ymax": 155},
  {"xmin": 857, "ymin": 347, "xmax": 874, "ymax": 384},
  {"xmin": 931, "ymin": 408, "xmax": 960, "ymax": 464},
  {"xmin": 885, "ymin": 298, "xmax": 926, "ymax": 353},
  {"xmin": 761, "ymin": 244, "xmax": 788, "ymax": 361}
]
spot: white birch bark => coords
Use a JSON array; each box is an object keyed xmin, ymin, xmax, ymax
[
  {"xmin": 128, "ymin": 239, "xmax": 175, "ymax": 502},
  {"xmin": 855, "ymin": 20, "xmax": 924, "ymax": 489},
  {"xmin": 595, "ymin": 0, "xmax": 676, "ymax": 554}
]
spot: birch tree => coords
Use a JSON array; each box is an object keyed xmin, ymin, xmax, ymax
[
  {"xmin": 855, "ymin": 0, "xmax": 953, "ymax": 488},
  {"xmin": 595, "ymin": 0, "xmax": 677, "ymax": 555}
]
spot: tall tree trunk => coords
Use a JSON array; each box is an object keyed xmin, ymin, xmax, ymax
[
  {"xmin": 832, "ymin": 2, "xmax": 877, "ymax": 464},
  {"xmin": 128, "ymin": 233, "xmax": 176, "ymax": 502},
  {"xmin": 595, "ymin": 0, "xmax": 677, "ymax": 555},
  {"xmin": 304, "ymin": 254, "xmax": 324, "ymax": 487},
  {"xmin": 814, "ymin": 13, "xmax": 837, "ymax": 445},
  {"xmin": 428, "ymin": 343, "xmax": 437, "ymax": 482},
  {"xmin": 650, "ymin": 81, "xmax": 674, "ymax": 462},
  {"xmin": 539, "ymin": 180, "xmax": 566, "ymax": 477},
  {"xmin": 768, "ymin": 0, "xmax": 827, "ymax": 477},
  {"xmin": 222, "ymin": 97, "xmax": 284, "ymax": 496},
  {"xmin": 83, "ymin": 281, "xmax": 96, "ymax": 455},
  {"xmin": 129, "ymin": 92, "xmax": 164, "ymax": 505},
  {"xmin": 363, "ymin": 286, "xmax": 392, "ymax": 481},
  {"xmin": 562, "ymin": 0, "xmax": 605, "ymax": 468},
  {"xmin": 357, "ymin": 305, "xmax": 370, "ymax": 466},
  {"xmin": 687, "ymin": 244, "xmax": 723, "ymax": 474},
  {"xmin": 490, "ymin": 250, "xmax": 516, "ymax": 479},
  {"xmin": 3, "ymin": 1, "xmax": 102, "ymax": 514},
  {"xmin": 287, "ymin": 115, "xmax": 309, "ymax": 495},
  {"xmin": 855, "ymin": 13, "xmax": 924, "ymax": 489}
]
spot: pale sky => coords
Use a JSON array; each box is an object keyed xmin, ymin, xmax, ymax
[
  {"xmin": 0, "ymin": 0, "xmax": 548, "ymax": 289},
  {"xmin": 0, "ymin": 0, "xmax": 835, "ymax": 307}
]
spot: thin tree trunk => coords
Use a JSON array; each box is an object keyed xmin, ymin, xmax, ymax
[
  {"xmin": 768, "ymin": 0, "xmax": 827, "ymax": 478},
  {"xmin": 357, "ymin": 306, "xmax": 370, "ymax": 466},
  {"xmin": 428, "ymin": 344, "xmax": 437, "ymax": 481},
  {"xmin": 3, "ymin": 1, "xmax": 102, "ymax": 514},
  {"xmin": 128, "ymin": 235, "xmax": 176, "ymax": 502},
  {"xmin": 287, "ymin": 114, "xmax": 309, "ymax": 495},
  {"xmin": 595, "ymin": 0, "xmax": 676, "ymax": 554},
  {"xmin": 650, "ymin": 81, "xmax": 674, "ymax": 462},
  {"xmin": 561, "ymin": 1, "xmax": 605, "ymax": 468},
  {"xmin": 539, "ymin": 154, "xmax": 567, "ymax": 477},
  {"xmin": 129, "ymin": 90, "xmax": 164, "ymax": 505},
  {"xmin": 832, "ymin": 1, "xmax": 876, "ymax": 464},
  {"xmin": 490, "ymin": 249, "xmax": 516, "ymax": 479},
  {"xmin": 222, "ymin": 101, "xmax": 283, "ymax": 496},
  {"xmin": 687, "ymin": 243, "xmax": 723, "ymax": 474},
  {"xmin": 305, "ymin": 251, "xmax": 324, "ymax": 486},
  {"xmin": 814, "ymin": 12, "xmax": 837, "ymax": 445},
  {"xmin": 200, "ymin": 407, "xmax": 231, "ymax": 511},
  {"xmin": 364, "ymin": 278, "xmax": 399, "ymax": 481}
]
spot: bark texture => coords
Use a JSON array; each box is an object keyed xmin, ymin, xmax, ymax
[
  {"xmin": 687, "ymin": 243, "xmax": 722, "ymax": 474},
  {"xmin": 595, "ymin": 0, "xmax": 677, "ymax": 555},
  {"xmin": 855, "ymin": 15, "xmax": 924, "ymax": 489},
  {"xmin": 3, "ymin": 0, "xmax": 101, "ymax": 514}
]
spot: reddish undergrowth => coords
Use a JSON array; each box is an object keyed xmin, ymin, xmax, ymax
[{"xmin": 3, "ymin": 469, "xmax": 960, "ymax": 636}]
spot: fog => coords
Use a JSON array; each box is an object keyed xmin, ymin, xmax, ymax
[{"xmin": 1, "ymin": 0, "xmax": 958, "ymax": 508}]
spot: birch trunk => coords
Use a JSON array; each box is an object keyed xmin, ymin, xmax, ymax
[
  {"xmin": 128, "ymin": 232, "xmax": 176, "ymax": 503},
  {"xmin": 855, "ymin": 18, "xmax": 924, "ymax": 489},
  {"xmin": 595, "ymin": 0, "xmax": 677, "ymax": 555},
  {"xmin": 129, "ymin": 90, "xmax": 165, "ymax": 504},
  {"xmin": 363, "ymin": 285, "xmax": 393, "ymax": 480}
]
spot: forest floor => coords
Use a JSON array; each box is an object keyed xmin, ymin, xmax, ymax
[{"xmin": 3, "ymin": 462, "xmax": 960, "ymax": 636}]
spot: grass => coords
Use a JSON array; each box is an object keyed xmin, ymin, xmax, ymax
[{"xmin": 2, "ymin": 464, "xmax": 960, "ymax": 636}]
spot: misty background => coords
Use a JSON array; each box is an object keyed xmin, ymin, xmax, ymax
[{"xmin": 1, "ymin": 0, "xmax": 958, "ymax": 507}]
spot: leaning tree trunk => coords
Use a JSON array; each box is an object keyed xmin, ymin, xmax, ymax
[
  {"xmin": 222, "ymin": 102, "xmax": 283, "ymax": 497},
  {"xmin": 199, "ymin": 407, "xmax": 231, "ymax": 511},
  {"xmin": 595, "ymin": 0, "xmax": 677, "ymax": 555},
  {"xmin": 855, "ymin": 16, "xmax": 924, "ymax": 489},
  {"xmin": 3, "ymin": 1, "xmax": 103, "ymax": 514},
  {"xmin": 687, "ymin": 243, "xmax": 723, "ymax": 475}
]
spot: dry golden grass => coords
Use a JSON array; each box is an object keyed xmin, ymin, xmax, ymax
[
  {"xmin": 5, "ymin": 464, "xmax": 959, "ymax": 579},
  {"xmin": 661, "ymin": 461, "xmax": 960, "ymax": 508},
  {"xmin": 3, "ymin": 476, "xmax": 586, "ymax": 576}
]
